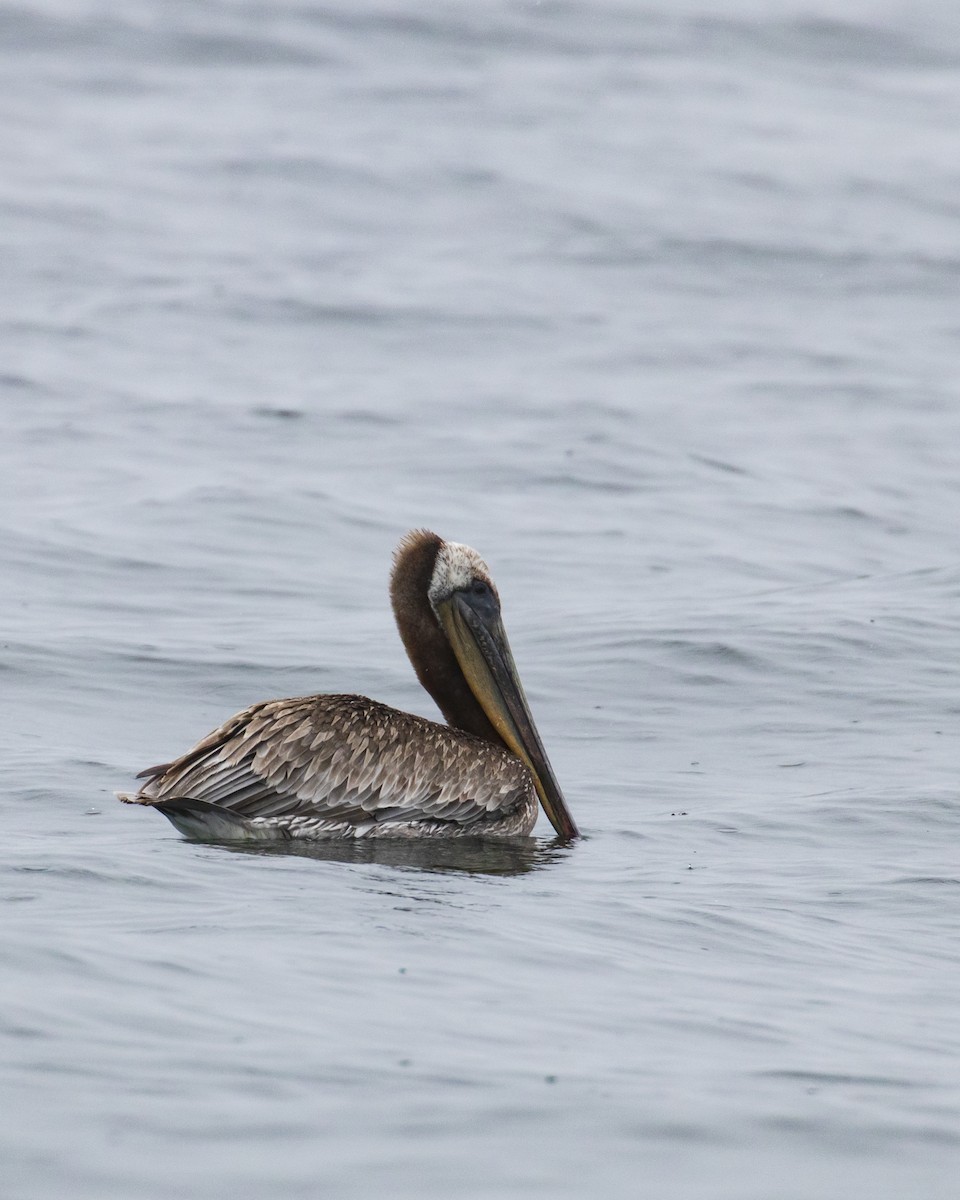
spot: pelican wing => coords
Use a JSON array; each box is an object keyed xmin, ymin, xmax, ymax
[{"xmin": 125, "ymin": 694, "xmax": 534, "ymax": 837}]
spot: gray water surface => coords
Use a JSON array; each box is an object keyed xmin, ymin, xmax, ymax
[{"xmin": 3, "ymin": 2, "xmax": 960, "ymax": 1197}]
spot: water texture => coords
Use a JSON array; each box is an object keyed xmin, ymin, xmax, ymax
[{"xmin": 2, "ymin": 1, "xmax": 959, "ymax": 1197}]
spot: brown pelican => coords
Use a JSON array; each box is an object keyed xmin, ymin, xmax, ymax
[{"xmin": 119, "ymin": 530, "xmax": 579, "ymax": 842}]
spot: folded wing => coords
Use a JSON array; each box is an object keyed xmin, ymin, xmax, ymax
[{"xmin": 123, "ymin": 694, "xmax": 535, "ymax": 838}]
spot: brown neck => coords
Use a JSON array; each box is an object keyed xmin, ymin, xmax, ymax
[{"xmin": 389, "ymin": 530, "xmax": 503, "ymax": 745}]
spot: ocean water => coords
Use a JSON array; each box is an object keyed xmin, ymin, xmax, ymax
[{"xmin": 3, "ymin": 1, "xmax": 960, "ymax": 1196}]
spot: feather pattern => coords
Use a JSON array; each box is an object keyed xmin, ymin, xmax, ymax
[{"xmin": 120, "ymin": 694, "xmax": 539, "ymax": 840}]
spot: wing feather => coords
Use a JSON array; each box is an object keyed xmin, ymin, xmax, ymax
[{"xmin": 128, "ymin": 694, "xmax": 535, "ymax": 835}]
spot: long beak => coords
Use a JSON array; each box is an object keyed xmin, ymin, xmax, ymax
[{"xmin": 435, "ymin": 592, "xmax": 579, "ymax": 841}]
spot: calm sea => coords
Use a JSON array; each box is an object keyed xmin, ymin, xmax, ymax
[{"xmin": 3, "ymin": 1, "xmax": 959, "ymax": 1196}]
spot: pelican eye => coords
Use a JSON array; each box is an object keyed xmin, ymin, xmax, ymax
[{"xmin": 458, "ymin": 578, "xmax": 499, "ymax": 622}]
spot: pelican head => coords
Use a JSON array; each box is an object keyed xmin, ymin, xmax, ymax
[{"xmin": 391, "ymin": 531, "xmax": 579, "ymax": 841}]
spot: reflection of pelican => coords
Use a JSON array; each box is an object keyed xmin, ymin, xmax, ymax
[{"xmin": 119, "ymin": 530, "xmax": 579, "ymax": 842}]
